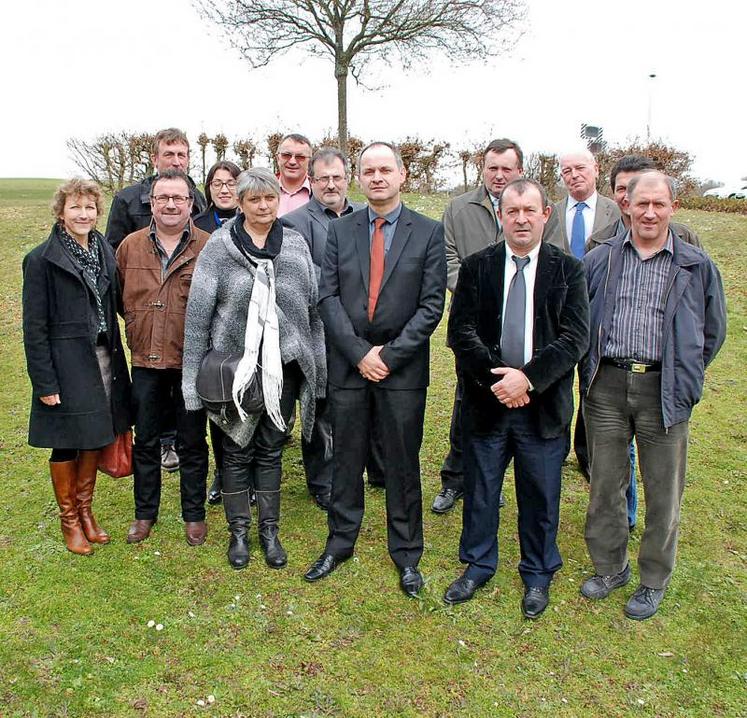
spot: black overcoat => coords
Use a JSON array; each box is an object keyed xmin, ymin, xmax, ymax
[{"xmin": 22, "ymin": 227, "xmax": 131, "ymax": 449}]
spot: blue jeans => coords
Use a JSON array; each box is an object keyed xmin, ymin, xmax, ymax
[
  {"xmin": 627, "ymin": 443, "xmax": 638, "ymax": 529},
  {"xmin": 460, "ymin": 408, "xmax": 567, "ymax": 588}
]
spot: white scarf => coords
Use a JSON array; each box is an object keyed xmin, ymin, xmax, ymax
[{"xmin": 232, "ymin": 257, "xmax": 285, "ymax": 430}]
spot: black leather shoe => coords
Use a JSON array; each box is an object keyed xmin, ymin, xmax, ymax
[
  {"xmin": 431, "ymin": 488, "xmax": 463, "ymax": 514},
  {"xmin": 443, "ymin": 574, "xmax": 484, "ymax": 605},
  {"xmin": 522, "ymin": 586, "xmax": 550, "ymax": 619},
  {"xmin": 580, "ymin": 563, "xmax": 631, "ymax": 600},
  {"xmin": 499, "ymin": 492, "xmax": 506, "ymax": 508},
  {"xmin": 399, "ymin": 566, "xmax": 424, "ymax": 597},
  {"xmin": 312, "ymin": 491, "xmax": 331, "ymax": 511},
  {"xmin": 304, "ymin": 553, "xmax": 343, "ymax": 582},
  {"xmin": 624, "ymin": 585, "xmax": 665, "ymax": 621}
]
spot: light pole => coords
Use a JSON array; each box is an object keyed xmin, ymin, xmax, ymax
[{"xmin": 646, "ymin": 72, "xmax": 657, "ymax": 143}]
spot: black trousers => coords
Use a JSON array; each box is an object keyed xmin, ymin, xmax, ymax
[
  {"xmin": 300, "ymin": 398, "xmax": 334, "ymax": 495},
  {"xmin": 131, "ymin": 367, "xmax": 207, "ymax": 522},
  {"xmin": 439, "ymin": 371, "xmax": 464, "ymax": 492},
  {"xmin": 221, "ymin": 363, "xmax": 301, "ymax": 494},
  {"xmin": 325, "ymin": 384, "xmax": 426, "ymax": 569}
]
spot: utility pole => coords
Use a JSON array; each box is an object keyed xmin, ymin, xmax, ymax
[{"xmin": 647, "ymin": 73, "xmax": 657, "ymax": 142}]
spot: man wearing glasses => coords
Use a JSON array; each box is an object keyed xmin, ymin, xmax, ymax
[
  {"xmin": 116, "ymin": 169, "xmax": 210, "ymax": 547},
  {"xmin": 282, "ymin": 148, "xmax": 365, "ymax": 510},
  {"xmin": 276, "ymin": 133, "xmax": 313, "ymax": 216}
]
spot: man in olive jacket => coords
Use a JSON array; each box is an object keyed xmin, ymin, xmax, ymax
[{"xmin": 117, "ymin": 169, "xmax": 210, "ymax": 547}]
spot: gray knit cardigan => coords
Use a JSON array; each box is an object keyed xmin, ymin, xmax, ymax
[{"xmin": 182, "ymin": 219, "xmax": 326, "ymax": 447}]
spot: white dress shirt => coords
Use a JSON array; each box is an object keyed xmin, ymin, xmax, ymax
[
  {"xmin": 502, "ymin": 241, "xmax": 541, "ymax": 365},
  {"xmin": 564, "ymin": 190, "xmax": 598, "ymax": 245}
]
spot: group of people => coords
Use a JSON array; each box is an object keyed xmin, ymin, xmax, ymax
[{"xmin": 22, "ymin": 128, "xmax": 726, "ymax": 622}]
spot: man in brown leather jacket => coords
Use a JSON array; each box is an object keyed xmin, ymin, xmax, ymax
[{"xmin": 117, "ymin": 169, "xmax": 210, "ymax": 546}]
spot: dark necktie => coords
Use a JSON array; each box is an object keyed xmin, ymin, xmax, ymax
[
  {"xmin": 501, "ymin": 255, "xmax": 531, "ymax": 368},
  {"xmin": 368, "ymin": 217, "xmax": 386, "ymax": 321},
  {"xmin": 570, "ymin": 201, "xmax": 588, "ymax": 258}
]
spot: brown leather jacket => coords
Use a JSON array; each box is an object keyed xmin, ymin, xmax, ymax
[{"xmin": 116, "ymin": 221, "xmax": 209, "ymax": 369}]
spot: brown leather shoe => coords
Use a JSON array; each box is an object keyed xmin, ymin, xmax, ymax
[
  {"xmin": 127, "ymin": 519, "xmax": 156, "ymax": 544},
  {"xmin": 76, "ymin": 450, "xmax": 110, "ymax": 544},
  {"xmin": 185, "ymin": 520, "xmax": 207, "ymax": 546},
  {"xmin": 50, "ymin": 460, "xmax": 92, "ymax": 555}
]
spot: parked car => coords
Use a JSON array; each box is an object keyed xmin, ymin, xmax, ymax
[{"xmin": 704, "ymin": 183, "xmax": 747, "ymax": 199}]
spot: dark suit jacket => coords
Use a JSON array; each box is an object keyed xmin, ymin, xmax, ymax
[
  {"xmin": 447, "ymin": 241, "xmax": 590, "ymax": 438},
  {"xmin": 318, "ymin": 205, "xmax": 446, "ymax": 390},
  {"xmin": 281, "ymin": 196, "xmax": 366, "ymax": 276},
  {"xmin": 543, "ymin": 194, "xmax": 620, "ymax": 254}
]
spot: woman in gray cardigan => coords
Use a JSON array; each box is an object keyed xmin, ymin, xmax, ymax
[{"xmin": 182, "ymin": 168, "xmax": 326, "ymax": 570}]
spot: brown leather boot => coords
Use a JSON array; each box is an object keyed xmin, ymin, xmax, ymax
[
  {"xmin": 76, "ymin": 450, "xmax": 110, "ymax": 544},
  {"xmin": 50, "ymin": 460, "xmax": 92, "ymax": 555}
]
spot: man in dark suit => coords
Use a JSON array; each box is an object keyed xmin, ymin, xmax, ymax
[
  {"xmin": 281, "ymin": 148, "xmax": 365, "ymax": 509},
  {"xmin": 303, "ymin": 142, "xmax": 447, "ymax": 597},
  {"xmin": 444, "ymin": 178, "xmax": 589, "ymax": 618}
]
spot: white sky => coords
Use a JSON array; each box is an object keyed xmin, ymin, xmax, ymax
[{"xmin": 1, "ymin": 0, "xmax": 744, "ymax": 184}]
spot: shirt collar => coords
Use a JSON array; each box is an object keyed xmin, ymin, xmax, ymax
[
  {"xmin": 368, "ymin": 203, "xmax": 402, "ymax": 226},
  {"xmin": 279, "ymin": 176, "xmax": 311, "ymax": 196},
  {"xmin": 622, "ymin": 228, "xmax": 675, "ymax": 257},
  {"xmin": 148, "ymin": 218, "xmax": 191, "ymax": 245},
  {"xmin": 507, "ymin": 240, "xmax": 541, "ymax": 265},
  {"xmin": 568, "ymin": 190, "xmax": 598, "ymax": 213}
]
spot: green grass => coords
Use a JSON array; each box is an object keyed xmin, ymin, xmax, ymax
[{"xmin": 0, "ymin": 179, "xmax": 744, "ymax": 717}]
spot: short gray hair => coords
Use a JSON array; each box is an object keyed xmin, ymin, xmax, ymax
[
  {"xmin": 310, "ymin": 147, "xmax": 349, "ymax": 178},
  {"xmin": 237, "ymin": 167, "xmax": 281, "ymax": 202},
  {"xmin": 627, "ymin": 170, "xmax": 677, "ymax": 202}
]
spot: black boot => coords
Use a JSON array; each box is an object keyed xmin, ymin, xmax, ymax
[
  {"xmin": 207, "ymin": 470, "xmax": 222, "ymax": 505},
  {"xmin": 255, "ymin": 490, "xmax": 287, "ymax": 569},
  {"xmin": 222, "ymin": 490, "xmax": 251, "ymax": 569}
]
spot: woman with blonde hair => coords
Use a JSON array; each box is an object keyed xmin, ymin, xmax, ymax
[{"xmin": 22, "ymin": 179, "xmax": 131, "ymax": 554}]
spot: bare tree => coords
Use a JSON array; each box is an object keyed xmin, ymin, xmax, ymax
[
  {"xmin": 195, "ymin": 0, "xmax": 525, "ymax": 153},
  {"xmin": 197, "ymin": 132, "xmax": 211, "ymax": 184},
  {"xmin": 67, "ymin": 132, "xmax": 154, "ymax": 194},
  {"xmin": 233, "ymin": 137, "xmax": 258, "ymax": 169},
  {"xmin": 212, "ymin": 133, "xmax": 230, "ymax": 161}
]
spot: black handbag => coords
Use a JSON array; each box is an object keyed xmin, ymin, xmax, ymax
[{"xmin": 196, "ymin": 350, "xmax": 264, "ymax": 418}]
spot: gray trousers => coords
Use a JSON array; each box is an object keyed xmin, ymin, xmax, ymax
[{"xmin": 584, "ymin": 364, "xmax": 688, "ymax": 589}]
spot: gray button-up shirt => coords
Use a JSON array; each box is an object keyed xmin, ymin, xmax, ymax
[{"xmin": 604, "ymin": 230, "xmax": 674, "ymax": 363}]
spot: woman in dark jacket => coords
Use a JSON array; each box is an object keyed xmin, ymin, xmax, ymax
[
  {"xmin": 22, "ymin": 179, "xmax": 131, "ymax": 555},
  {"xmin": 193, "ymin": 160, "xmax": 241, "ymax": 505}
]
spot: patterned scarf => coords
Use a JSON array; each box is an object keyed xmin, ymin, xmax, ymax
[
  {"xmin": 232, "ymin": 257, "xmax": 284, "ymax": 430},
  {"xmin": 58, "ymin": 225, "xmax": 107, "ymax": 334}
]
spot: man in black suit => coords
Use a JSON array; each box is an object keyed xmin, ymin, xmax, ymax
[
  {"xmin": 444, "ymin": 178, "xmax": 589, "ymax": 618},
  {"xmin": 303, "ymin": 142, "xmax": 447, "ymax": 597}
]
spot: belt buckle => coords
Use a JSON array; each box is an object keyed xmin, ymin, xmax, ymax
[{"xmin": 631, "ymin": 362, "xmax": 647, "ymax": 374}]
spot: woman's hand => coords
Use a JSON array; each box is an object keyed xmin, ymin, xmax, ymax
[{"xmin": 39, "ymin": 394, "xmax": 61, "ymax": 406}]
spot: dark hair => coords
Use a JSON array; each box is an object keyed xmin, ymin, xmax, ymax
[
  {"xmin": 610, "ymin": 155, "xmax": 656, "ymax": 192},
  {"xmin": 483, "ymin": 138, "xmax": 524, "ymax": 170},
  {"xmin": 498, "ymin": 177, "xmax": 549, "ymax": 211},
  {"xmin": 357, "ymin": 141, "xmax": 404, "ymax": 172},
  {"xmin": 279, "ymin": 133, "xmax": 312, "ymax": 150},
  {"xmin": 309, "ymin": 147, "xmax": 349, "ymax": 178},
  {"xmin": 151, "ymin": 168, "xmax": 192, "ymax": 197},
  {"xmin": 152, "ymin": 128, "xmax": 190, "ymax": 156},
  {"xmin": 204, "ymin": 160, "xmax": 241, "ymax": 205}
]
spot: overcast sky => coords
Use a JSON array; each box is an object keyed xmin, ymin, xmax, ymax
[{"xmin": 1, "ymin": 0, "xmax": 743, "ymax": 184}]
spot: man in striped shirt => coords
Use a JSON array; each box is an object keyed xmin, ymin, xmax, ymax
[{"xmin": 579, "ymin": 171, "xmax": 726, "ymax": 620}]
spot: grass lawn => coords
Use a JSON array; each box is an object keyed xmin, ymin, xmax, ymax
[{"xmin": 0, "ymin": 179, "xmax": 744, "ymax": 717}]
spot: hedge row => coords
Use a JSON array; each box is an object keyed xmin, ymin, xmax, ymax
[{"xmin": 680, "ymin": 196, "xmax": 747, "ymax": 214}]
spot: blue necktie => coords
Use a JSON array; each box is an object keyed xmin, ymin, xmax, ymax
[
  {"xmin": 570, "ymin": 201, "xmax": 588, "ymax": 258},
  {"xmin": 501, "ymin": 255, "xmax": 531, "ymax": 369}
]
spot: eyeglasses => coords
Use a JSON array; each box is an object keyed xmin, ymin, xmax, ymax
[
  {"xmin": 210, "ymin": 179, "xmax": 237, "ymax": 190},
  {"xmin": 151, "ymin": 194, "xmax": 192, "ymax": 206},
  {"xmin": 313, "ymin": 175, "xmax": 346, "ymax": 185},
  {"xmin": 278, "ymin": 151, "xmax": 310, "ymax": 162}
]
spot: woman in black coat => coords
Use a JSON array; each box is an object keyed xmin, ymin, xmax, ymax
[
  {"xmin": 22, "ymin": 179, "xmax": 131, "ymax": 555},
  {"xmin": 193, "ymin": 160, "xmax": 241, "ymax": 505}
]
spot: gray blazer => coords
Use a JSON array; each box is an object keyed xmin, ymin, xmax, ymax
[
  {"xmin": 543, "ymin": 193, "xmax": 620, "ymax": 255},
  {"xmin": 281, "ymin": 196, "xmax": 366, "ymax": 277}
]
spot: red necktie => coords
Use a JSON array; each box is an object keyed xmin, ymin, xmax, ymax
[{"xmin": 368, "ymin": 217, "xmax": 386, "ymax": 321}]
